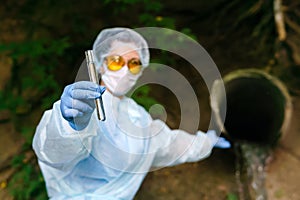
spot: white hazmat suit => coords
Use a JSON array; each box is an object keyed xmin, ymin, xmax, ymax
[
  {"xmin": 33, "ymin": 91, "xmax": 214, "ymax": 199},
  {"xmin": 32, "ymin": 27, "xmax": 228, "ymax": 200}
]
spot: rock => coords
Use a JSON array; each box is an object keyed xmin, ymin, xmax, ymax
[
  {"xmin": 0, "ymin": 54, "xmax": 13, "ymax": 91},
  {"xmin": 0, "ymin": 110, "xmax": 11, "ymax": 122}
]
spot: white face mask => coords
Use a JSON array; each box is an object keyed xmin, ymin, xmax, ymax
[
  {"xmin": 100, "ymin": 42, "xmax": 143, "ymax": 97},
  {"xmin": 101, "ymin": 65, "xmax": 141, "ymax": 97}
]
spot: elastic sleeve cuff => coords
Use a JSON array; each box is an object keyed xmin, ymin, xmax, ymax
[{"xmin": 53, "ymin": 101, "xmax": 98, "ymax": 138}]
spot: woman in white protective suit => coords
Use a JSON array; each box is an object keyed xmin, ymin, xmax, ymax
[{"xmin": 32, "ymin": 27, "xmax": 230, "ymax": 200}]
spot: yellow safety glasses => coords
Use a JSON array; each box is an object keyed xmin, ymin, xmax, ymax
[{"xmin": 105, "ymin": 55, "xmax": 142, "ymax": 75}]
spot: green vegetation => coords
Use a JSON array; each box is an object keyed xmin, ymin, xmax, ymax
[
  {"xmin": 0, "ymin": 39, "xmax": 69, "ymax": 112},
  {"xmin": 227, "ymin": 193, "xmax": 238, "ymax": 200},
  {"xmin": 0, "ymin": 38, "xmax": 70, "ymax": 199},
  {"xmin": 8, "ymin": 153, "xmax": 47, "ymax": 200}
]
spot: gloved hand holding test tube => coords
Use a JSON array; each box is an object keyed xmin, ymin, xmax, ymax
[{"xmin": 85, "ymin": 50, "xmax": 106, "ymax": 121}]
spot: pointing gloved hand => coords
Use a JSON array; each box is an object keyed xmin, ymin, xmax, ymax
[
  {"xmin": 206, "ymin": 130, "xmax": 231, "ymax": 149},
  {"xmin": 60, "ymin": 81, "xmax": 105, "ymax": 130}
]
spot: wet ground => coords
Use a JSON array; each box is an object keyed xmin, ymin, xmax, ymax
[{"xmin": 266, "ymin": 95, "xmax": 300, "ymax": 200}]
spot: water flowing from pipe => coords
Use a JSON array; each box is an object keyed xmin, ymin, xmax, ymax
[{"xmin": 234, "ymin": 142, "xmax": 272, "ymax": 200}]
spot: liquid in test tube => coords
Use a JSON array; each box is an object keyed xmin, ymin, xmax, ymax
[{"xmin": 85, "ymin": 50, "xmax": 106, "ymax": 121}]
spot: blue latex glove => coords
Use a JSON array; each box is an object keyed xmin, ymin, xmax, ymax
[
  {"xmin": 60, "ymin": 81, "xmax": 105, "ymax": 130},
  {"xmin": 206, "ymin": 130, "xmax": 231, "ymax": 149}
]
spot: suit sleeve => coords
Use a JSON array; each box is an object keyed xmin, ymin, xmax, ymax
[
  {"xmin": 32, "ymin": 100, "xmax": 98, "ymax": 171},
  {"xmin": 150, "ymin": 119, "xmax": 214, "ymax": 168}
]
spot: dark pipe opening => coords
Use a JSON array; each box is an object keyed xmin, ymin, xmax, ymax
[{"xmin": 212, "ymin": 70, "xmax": 291, "ymax": 145}]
